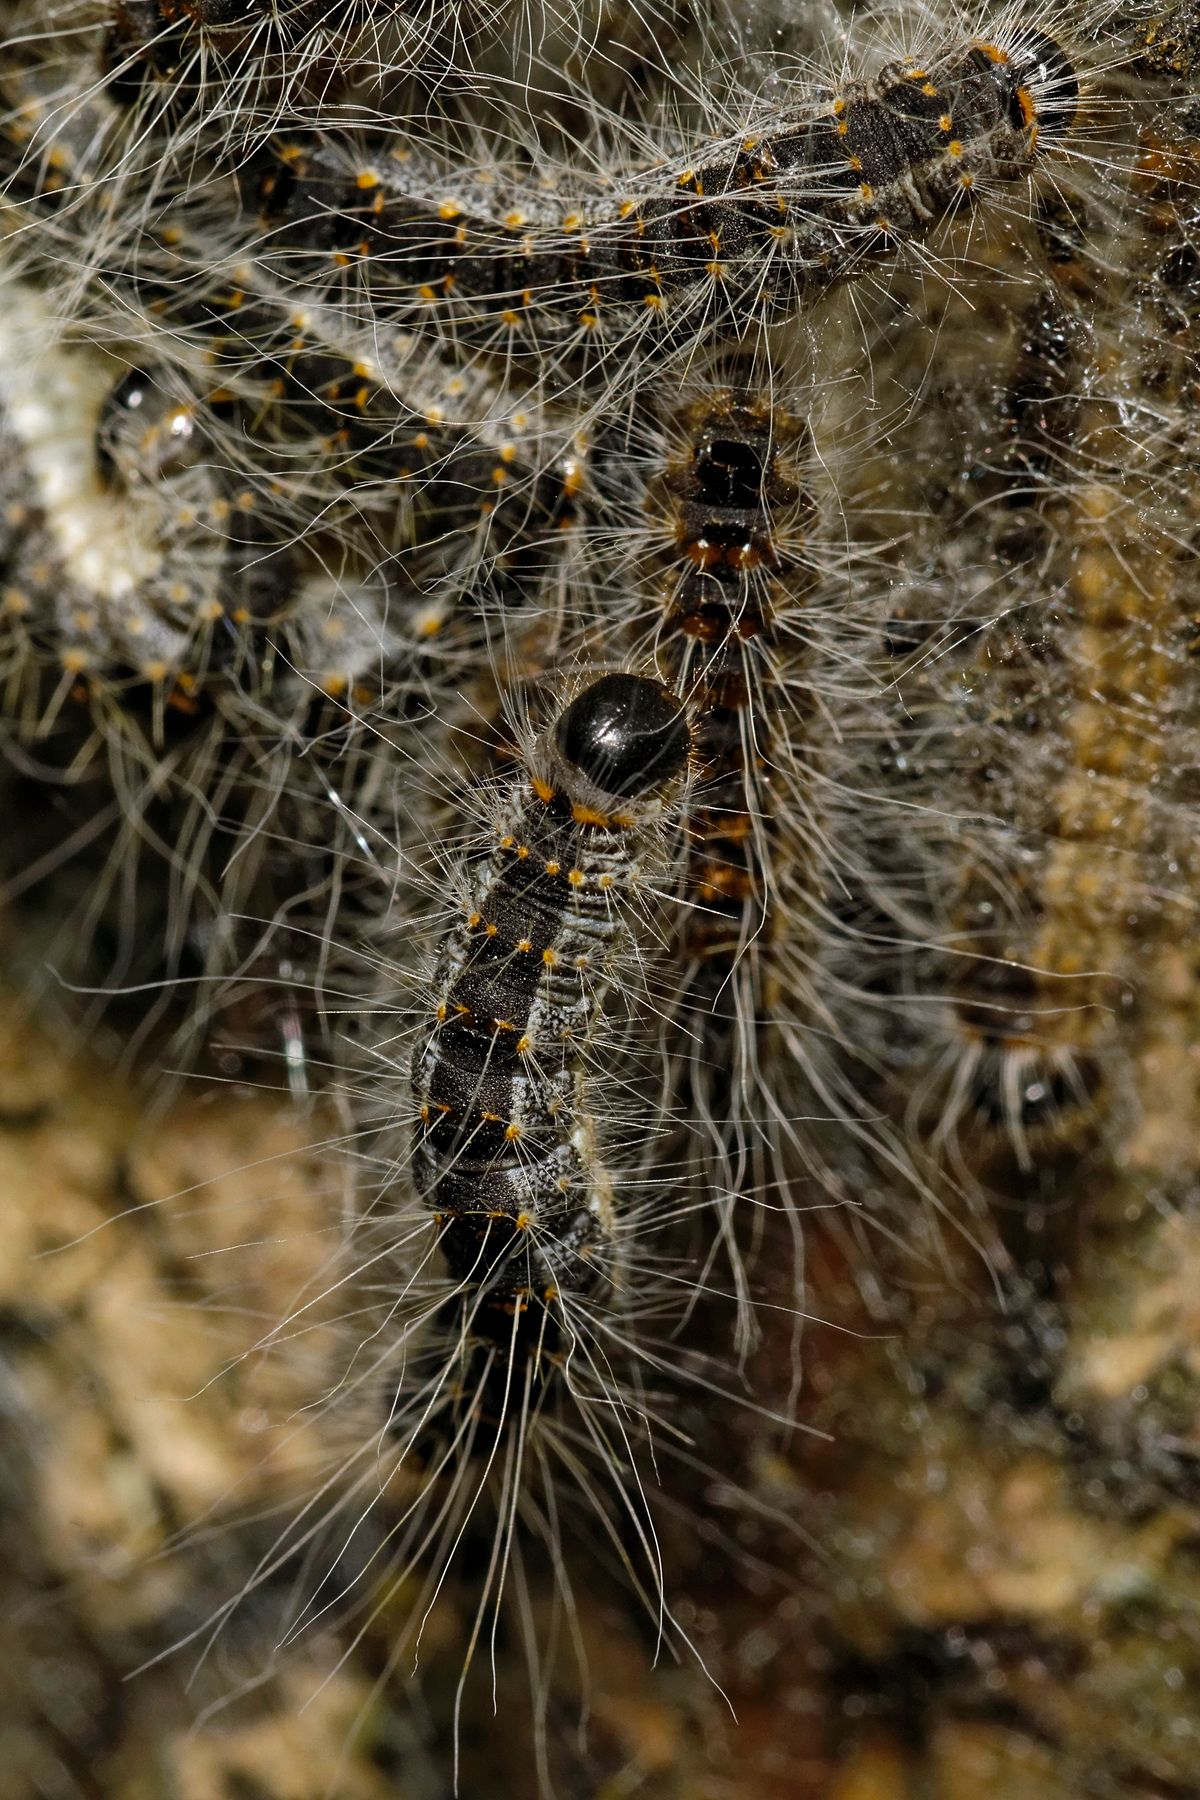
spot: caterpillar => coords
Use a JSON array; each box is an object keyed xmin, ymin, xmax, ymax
[
  {"xmin": 0, "ymin": 229, "xmax": 597, "ymax": 1022},
  {"xmin": 246, "ymin": 25, "xmax": 1083, "ymax": 360},
  {"xmin": 0, "ymin": 273, "xmax": 443, "ymax": 1032},
  {"xmin": 649, "ymin": 361, "xmax": 817, "ymax": 967},
  {"xmin": 94, "ymin": 0, "xmax": 701, "ymax": 110},
  {"xmin": 621, "ymin": 348, "xmax": 833, "ymax": 1329},
  {"xmin": 4, "ymin": 5, "xmax": 1200, "ymax": 1797},
  {"xmin": 408, "ymin": 669, "xmax": 691, "ymax": 1326},
  {"xmin": 879, "ymin": 81, "xmax": 1198, "ymax": 1191},
  {"xmin": 174, "ymin": 672, "xmax": 791, "ymax": 1782},
  {"xmin": 0, "ymin": 279, "xmax": 586, "ymax": 695}
]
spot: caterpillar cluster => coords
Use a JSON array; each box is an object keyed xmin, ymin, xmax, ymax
[{"xmin": 3, "ymin": 1, "xmax": 1200, "ymax": 1795}]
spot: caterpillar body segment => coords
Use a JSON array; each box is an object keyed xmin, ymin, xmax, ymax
[
  {"xmin": 649, "ymin": 368, "xmax": 817, "ymax": 960},
  {"xmin": 615, "ymin": 341, "xmax": 920, "ymax": 1341},
  {"xmin": 0, "ymin": 255, "xmax": 596, "ymax": 722}
]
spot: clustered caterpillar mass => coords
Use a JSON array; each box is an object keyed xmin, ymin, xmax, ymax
[{"xmin": 1, "ymin": 1, "xmax": 1199, "ymax": 1795}]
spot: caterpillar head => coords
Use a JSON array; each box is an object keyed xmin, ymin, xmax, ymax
[{"xmin": 552, "ymin": 673, "xmax": 691, "ymax": 815}]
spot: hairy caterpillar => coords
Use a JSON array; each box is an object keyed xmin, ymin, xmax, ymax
[
  {"xmin": 174, "ymin": 672, "xmax": 802, "ymax": 1784},
  {"xmin": 0, "ymin": 275, "xmax": 587, "ymax": 689},
  {"xmin": 247, "ymin": 25, "xmax": 1082, "ymax": 361},
  {"xmin": 650, "ymin": 363, "xmax": 817, "ymax": 962},
  {"xmin": 956, "ymin": 129, "xmax": 1196, "ymax": 1164},
  {"xmin": 96, "ymin": 0, "xmax": 702, "ymax": 102},
  {"xmin": 0, "ymin": 273, "xmax": 443, "ymax": 1031},
  {"xmin": 409, "ymin": 670, "xmax": 691, "ymax": 1320},
  {"xmin": 615, "ymin": 347, "xmax": 839, "ymax": 1333},
  {"xmin": 867, "ymin": 68, "xmax": 1199, "ymax": 1194}
]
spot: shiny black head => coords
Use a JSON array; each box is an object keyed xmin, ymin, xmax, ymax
[
  {"xmin": 95, "ymin": 367, "xmax": 155, "ymax": 482},
  {"xmin": 554, "ymin": 674, "xmax": 690, "ymax": 801},
  {"xmin": 96, "ymin": 366, "xmax": 214, "ymax": 486},
  {"xmin": 1013, "ymin": 31, "xmax": 1080, "ymax": 142},
  {"xmin": 694, "ymin": 429, "xmax": 766, "ymax": 511}
]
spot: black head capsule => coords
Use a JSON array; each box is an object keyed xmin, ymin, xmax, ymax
[
  {"xmin": 1013, "ymin": 31, "xmax": 1080, "ymax": 144},
  {"xmin": 96, "ymin": 367, "xmax": 209, "ymax": 485},
  {"xmin": 555, "ymin": 674, "xmax": 690, "ymax": 802},
  {"xmin": 95, "ymin": 368, "xmax": 154, "ymax": 483},
  {"xmin": 694, "ymin": 428, "xmax": 767, "ymax": 512}
]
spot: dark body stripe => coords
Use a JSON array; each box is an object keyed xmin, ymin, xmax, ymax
[{"xmin": 412, "ymin": 790, "xmax": 652, "ymax": 1307}]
